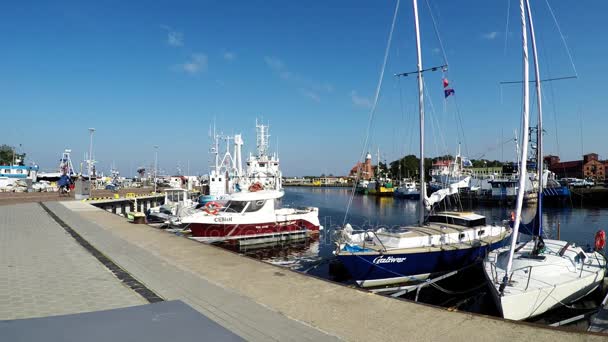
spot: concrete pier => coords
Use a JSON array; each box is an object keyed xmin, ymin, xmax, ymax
[{"xmin": 2, "ymin": 201, "xmax": 607, "ymax": 341}]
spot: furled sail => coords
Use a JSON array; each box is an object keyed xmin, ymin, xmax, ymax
[{"xmin": 424, "ymin": 177, "xmax": 470, "ymax": 210}]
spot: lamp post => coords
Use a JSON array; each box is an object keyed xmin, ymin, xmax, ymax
[
  {"xmin": 154, "ymin": 145, "xmax": 159, "ymax": 193},
  {"xmin": 88, "ymin": 128, "xmax": 95, "ymax": 185}
]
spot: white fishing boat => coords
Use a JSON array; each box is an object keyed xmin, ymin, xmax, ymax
[
  {"xmin": 483, "ymin": 0, "xmax": 606, "ymax": 321},
  {"xmin": 182, "ymin": 189, "xmax": 321, "ymax": 244},
  {"xmin": 237, "ymin": 120, "xmax": 282, "ymax": 192},
  {"xmin": 201, "ymin": 120, "xmax": 283, "ymax": 205},
  {"xmin": 334, "ymin": 0, "xmax": 511, "ymax": 288}
]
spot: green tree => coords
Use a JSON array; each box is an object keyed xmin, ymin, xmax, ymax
[{"xmin": 0, "ymin": 144, "xmax": 25, "ymax": 165}]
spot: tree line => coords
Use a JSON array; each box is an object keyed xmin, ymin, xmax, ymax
[{"xmin": 380, "ymin": 154, "xmax": 504, "ymax": 181}]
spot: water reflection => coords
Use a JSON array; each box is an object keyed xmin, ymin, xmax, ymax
[{"xmin": 280, "ymin": 187, "xmax": 608, "ymax": 260}]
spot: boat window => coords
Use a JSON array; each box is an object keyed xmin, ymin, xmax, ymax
[
  {"xmin": 428, "ymin": 215, "xmax": 486, "ymax": 227},
  {"xmin": 223, "ymin": 201, "xmax": 248, "ymax": 213},
  {"xmin": 245, "ymin": 200, "xmax": 266, "ymax": 212}
]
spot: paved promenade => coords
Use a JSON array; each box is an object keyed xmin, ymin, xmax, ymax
[{"xmin": 0, "ymin": 203, "xmax": 145, "ymax": 319}]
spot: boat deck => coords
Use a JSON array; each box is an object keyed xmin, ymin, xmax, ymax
[
  {"xmin": 352, "ymin": 222, "xmax": 509, "ymax": 252},
  {"xmin": 487, "ymin": 240, "xmax": 606, "ymax": 295}
]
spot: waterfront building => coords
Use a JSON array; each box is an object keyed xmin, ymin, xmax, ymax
[
  {"xmin": 348, "ymin": 153, "xmax": 374, "ymax": 180},
  {"xmin": 544, "ymin": 153, "xmax": 606, "ymax": 181}
]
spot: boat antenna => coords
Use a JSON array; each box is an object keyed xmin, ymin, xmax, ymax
[{"xmin": 501, "ymin": 0, "xmax": 532, "ymax": 295}]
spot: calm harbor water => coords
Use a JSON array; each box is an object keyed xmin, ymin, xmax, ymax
[{"xmin": 215, "ymin": 186, "xmax": 608, "ymax": 326}]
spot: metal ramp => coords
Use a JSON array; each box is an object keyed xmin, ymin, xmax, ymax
[{"xmin": 0, "ymin": 300, "xmax": 243, "ymax": 342}]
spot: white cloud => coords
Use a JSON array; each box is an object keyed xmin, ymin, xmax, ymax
[
  {"xmin": 279, "ymin": 71, "xmax": 292, "ymax": 80},
  {"xmin": 481, "ymin": 31, "xmax": 499, "ymax": 40},
  {"xmin": 264, "ymin": 56, "xmax": 285, "ymax": 72},
  {"xmin": 351, "ymin": 90, "xmax": 372, "ymax": 109},
  {"xmin": 174, "ymin": 53, "xmax": 208, "ymax": 75},
  {"xmin": 264, "ymin": 56, "xmax": 333, "ymax": 102},
  {"xmin": 161, "ymin": 25, "xmax": 184, "ymax": 47},
  {"xmin": 300, "ymin": 89, "xmax": 320, "ymax": 103},
  {"xmin": 223, "ymin": 51, "xmax": 236, "ymax": 61},
  {"xmin": 432, "ymin": 47, "xmax": 441, "ymax": 54}
]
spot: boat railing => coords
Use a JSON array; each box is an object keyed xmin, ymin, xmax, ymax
[
  {"xmin": 506, "ymin": 262, "xmax": 579, "ymax": 290},
  {"xmin": 358, "ymin": 229, "xmax": 387, "ymax": 252}
]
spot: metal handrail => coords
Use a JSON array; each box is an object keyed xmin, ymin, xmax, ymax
[{"xmin": 363, "ymin": 229, "xmax": 387, "ymax": 252}]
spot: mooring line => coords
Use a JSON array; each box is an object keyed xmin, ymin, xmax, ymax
[{"xmin": 38, "ymin": 202, "xmax": 164, "ymax": 303}]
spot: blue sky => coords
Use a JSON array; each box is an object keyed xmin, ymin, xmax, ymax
[{"xmin": 1, "ymin": 0, "xmax": 605, "ymax": 176}]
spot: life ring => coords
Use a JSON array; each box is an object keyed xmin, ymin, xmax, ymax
[
  {"xmin": 248, "ymin": 182, "xmax": 264, "ymax": 192},
  {"xmin": 595, "ymin": 230, "xmax": 606, "ymax": 250},
  {"xmin": 204, "ymin": 201, "xmax": 221, "ymax": 215}
]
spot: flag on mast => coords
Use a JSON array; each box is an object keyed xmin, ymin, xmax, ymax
[{"xmin": 444, "ymin": 88, "xmax": 455, "ymax": 98}]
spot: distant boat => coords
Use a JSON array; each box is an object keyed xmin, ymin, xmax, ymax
[
  {"xmin": 483, "ymin": 0, "xmax": 605, "ymax": 321},
  {"xmin": 334, "ymin": 0, "xmax": 511, "ymax": 288},
  {"xmin": 393, "ymin": 180, "xmax": 420, "ymax": 199}
]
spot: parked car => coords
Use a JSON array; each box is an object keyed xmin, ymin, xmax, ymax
[
  {"xmin": 567, "ymin": 178, "xmax": 594, "ymax": 188},
  {"xmin": 105, "ymin": 183, "xmax": 120, "ymax": 191}
]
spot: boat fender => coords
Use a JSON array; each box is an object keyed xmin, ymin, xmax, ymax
[
  {"xmin": 204, "ymin": 201, "xmax": 221, "ymax": 215},
  {"xmin": 595, "ymin": 230, "xmax": 606, "ymax": 251}
]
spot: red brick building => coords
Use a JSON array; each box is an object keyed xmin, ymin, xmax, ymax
[
  {"xmin": 544, "ymin": 153, "xmax": 607, "ymax": 181},
  {"xmin": 349, "ymin": 153, "xmax": 375, "ymax": 180}
]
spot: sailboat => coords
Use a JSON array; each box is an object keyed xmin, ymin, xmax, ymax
[
  {"xmin": 334, "ymin": 0, "xmax": 511, "ymax": 288},
  {"xmin": 483, "ymin": 0, "xmax": 606, "ymax": 321}
]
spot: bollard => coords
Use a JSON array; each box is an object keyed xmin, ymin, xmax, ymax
[{"xmin": 557, "ymin": 222, "xmax": 560, "ymax": 240}]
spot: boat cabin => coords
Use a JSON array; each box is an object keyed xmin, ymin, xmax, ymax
[
  {"xmin": 164, "ymin": 188, "xmax": 191, "ymax": 205},
  {"xmin": 428, "ymin": 212, "xmax": 487, "ymax": 228},
  {"xmin": 219, "ymin": 190, "xmax": 283, "ymax": 215}
]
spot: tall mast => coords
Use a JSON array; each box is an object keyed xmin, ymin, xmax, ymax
[
  {"xmin": 377, "ymin": 147, "xmax": 380, "ymax": 178},
  {"xmin": 502, "ymin": 0, "xmax": 531, "ymax": 292},
  {"xmin": 413, "ymin": 0, "xmax": 425, "ymax": 226},
  {"xmin": 525, "ymin": 0, "xmax": 544, "ymax": 240}
]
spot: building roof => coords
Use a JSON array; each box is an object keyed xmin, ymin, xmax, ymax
[{"xmin": 432, "ymin": 160, "xmax": 452, "ymax": 167}]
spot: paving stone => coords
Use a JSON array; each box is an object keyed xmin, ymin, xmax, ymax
[{"xmin": 0, "ymin": 203, "xmax": 145, "ymax": 320}]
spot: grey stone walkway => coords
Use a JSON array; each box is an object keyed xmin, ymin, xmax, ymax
[
  {"xmin": 47, "ymin": 201, "xmax": 338, "ymax": 342},
  {"xmin": 0, "ymin": 203, "xmax": 145, "ymax": 320}
]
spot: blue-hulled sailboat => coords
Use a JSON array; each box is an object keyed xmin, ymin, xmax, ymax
[{"xmin": 334, "ymin": 0, "xmax": 511, "ymax": 288}]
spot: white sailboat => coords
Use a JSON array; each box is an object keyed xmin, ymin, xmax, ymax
[{"xmin": 483, "ymin": 0, "xmax": 606, "ymax": 321}]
